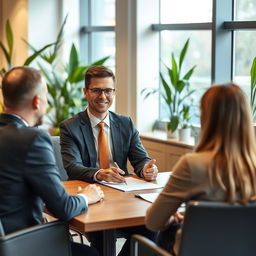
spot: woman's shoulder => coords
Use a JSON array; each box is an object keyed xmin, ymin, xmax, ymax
[{"xmin": 173, "ymin": 151, "xmax": 213, "ymax": 174}]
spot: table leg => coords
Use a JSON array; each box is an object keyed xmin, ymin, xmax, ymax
[{"xmin": 103, "ymin": 229, "xmax": 116, "ymax": 256}]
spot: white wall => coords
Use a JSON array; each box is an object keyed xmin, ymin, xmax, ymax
[
  {"xmin": 28, "ymin": 0, "xmax": 62, "ymax": 57},
  {"xmin": 115, "ymin": 0, "xmax": 159, "ymax": 131},
  {"xmin": 28, "ymin": 0, "xmax": 80, "ymax": 63}
]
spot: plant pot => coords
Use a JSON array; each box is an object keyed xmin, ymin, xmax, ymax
[
  {"xmin": 167, "ymin": 129, "xmax": 179, "ymax": 140},
  {"xmin": 179, "ymin": 128, "xmax": 191, "ymax": 143}
]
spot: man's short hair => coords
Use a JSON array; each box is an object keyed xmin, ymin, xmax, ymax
[
  {"xmin": 84, "ymin": 66, "xmax": 115, "ymax": 89},
  {"xmin": 2, "ymin": 66, "xmax": 43, "ymax": 109}
]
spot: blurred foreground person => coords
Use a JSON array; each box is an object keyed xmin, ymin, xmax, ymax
[
  {"xmin": 0, "ymin": 66, "xmax": 104, "ymax": 256},
  {"xmin": 146, "ymin": 83, "xmax": 256, "ymax": 255}
]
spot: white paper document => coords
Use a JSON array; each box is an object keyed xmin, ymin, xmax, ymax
[
  {"xmin": 98, "ymin": 176, "xmax": 164, "ymax": 192},
  {"xmin": 135, "ymin": 192, "xmax": 186, "ymax": 212},
  {"xmin": 135, "ymin": 192, "xmax": 160, "ymax": 203}
]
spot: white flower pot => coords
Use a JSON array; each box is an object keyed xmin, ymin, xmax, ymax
[
  {"xmin": 167, "ymin": 129, "xmax": 179, "ymax": 140},
  {"xmin": 179, "ymin": 128, "xmax": 191, "ymax": 143}
]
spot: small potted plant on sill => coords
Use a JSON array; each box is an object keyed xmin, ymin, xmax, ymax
[
  {"xmin": 142, "ymin": 38, "xmax": 196, "ymax": 140},
  {"xmin": 179, "ymin": 104, "xmax": 193, "ymax": 143}
]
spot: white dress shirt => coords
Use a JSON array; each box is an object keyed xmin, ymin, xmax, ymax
[{"xmin": 87, "ymin": 109, "xmax": 115, "ymax": 181}]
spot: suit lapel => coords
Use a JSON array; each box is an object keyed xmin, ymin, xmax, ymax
[
  {"xmin": 110, "ymin": 113, "xmax": 122, "ymax": 163},
  {"xmin": 79, "ymin": 111, "xmax": 97, "ymax": 166},
  {"xmin": 0, "ymin": 113, "xmax": 27, "ymax": 127}
]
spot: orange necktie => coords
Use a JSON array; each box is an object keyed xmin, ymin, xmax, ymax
[{"xmin": 98, "ymin": 122, "xmax": 110, "ymax": 169}]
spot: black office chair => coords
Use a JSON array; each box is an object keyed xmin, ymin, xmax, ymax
[
  {"xmin": 131, "ymin": 234, "xmax": 172, "ymax": 256},
  {"xmin": 0, "ymin": 221, "xmax": 71, "ymax": 256},
  {"xmin": 132, "ymin": 201, "xmax": 256, "ymax": 256},
  {"xmin": 51, "ymin": 135, "xmax": 68, "ymax": 181},
  {"xmin": 178, "ymin": 201, "xmax": 256, "ymax": 256}
]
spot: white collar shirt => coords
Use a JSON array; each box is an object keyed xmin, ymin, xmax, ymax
[{"xmin": 87, "ymin": 108, "xmax": 114, "ymax": 169}]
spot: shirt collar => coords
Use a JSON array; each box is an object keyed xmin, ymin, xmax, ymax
[
  {"xmin": 8, "ymin": 113, "xmax": 29, "ymax": 127},
  {"xmin": 87, "ymin": 108, "xmax": 110, "ymax": 128}
]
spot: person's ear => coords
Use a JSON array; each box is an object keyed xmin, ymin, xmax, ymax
[
  {"xmin": 32, "ymin": 95, "xmax": 40, "ymax": 110},
  {"xmin": 83, "ymin": 88, "xmax": 88, "ymax": 99}
]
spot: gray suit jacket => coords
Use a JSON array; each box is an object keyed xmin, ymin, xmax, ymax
[
  {"xmin": 0, "ymin": 114, "xmax": 87, "ymax": 234},
  {"xmin": 60, "ymin": 110, "xmax": 151, "ymax": 182}
]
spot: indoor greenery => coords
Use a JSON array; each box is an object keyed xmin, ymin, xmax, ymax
[
  {"xmin": 142, "ymin": 38, "xmax": 196, "ymax": 133},
  {"xmin": 31, "ymin": 17, "xmax": 109, "ymax": 135},
  {"xmin": 38, "ymin": 44, "xmax": 109, "ymax": 135},
  {"xmin": 250, "ymin": 56, "xmax": 256, "ymax": 121}
]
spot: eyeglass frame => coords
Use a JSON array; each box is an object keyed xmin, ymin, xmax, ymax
[{"xmin": 88, "ymin": 88, "xmax": 116, "ymax": 96}]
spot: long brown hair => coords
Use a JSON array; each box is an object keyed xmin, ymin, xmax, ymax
[{"xmin": 195, "ymin": 83, "xmax": 256, "ymax": 204}]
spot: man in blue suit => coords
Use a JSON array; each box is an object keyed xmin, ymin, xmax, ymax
[
  {"xmin": 60, "ymin": 65, "xmax": 158, "ymax": 256},
  {"xmin": 0, "ymin": 66, "xmax": 104, "ymax": 256}
]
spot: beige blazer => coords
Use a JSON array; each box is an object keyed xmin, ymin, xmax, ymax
[{"xmin": 145, "ymin": 151, "xmax": 228, "ymax": 254}]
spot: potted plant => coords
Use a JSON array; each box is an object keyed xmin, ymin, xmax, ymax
[
  {"xmin": 142, "ymin": 38, "xmax": 196, "ymax": 140},
  {"xmin": 24, "ymin": 16, "xmax": 109, "ymax": 135},
  {"xmin": 38, "ymin": 43, "xmax": 109, "ymax": 135},
  {"xmin": 179, "ymin": 104, "xmax": 193, "ymax": 143}
]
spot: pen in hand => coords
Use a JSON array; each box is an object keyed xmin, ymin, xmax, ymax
[{"xmin": 114, "ymin": 161, "xmax": 127, "ymax": 185}]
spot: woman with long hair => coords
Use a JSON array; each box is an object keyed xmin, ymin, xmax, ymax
[{"xmin": 145, "ymin": 83, "xmax": 256, "ymax": 254}]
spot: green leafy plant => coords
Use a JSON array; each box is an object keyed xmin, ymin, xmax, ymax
[
  {"xmin": 0, "ymin": 19, "xmax": 53, "ymax": 77},
  {"xmin": 142, "ymin": 38, "xmax": 196, "ymax": 132},
  {"xmin": 31, "ymin": 16, "xmax": 109, "ymax": 134},
  {"xmin": 250, "ymin": 57, "xmax": 256, "ymax": 120},
  {"xmin": 39, "ymin": 44, "xmax": 109, "ymax": 133}
]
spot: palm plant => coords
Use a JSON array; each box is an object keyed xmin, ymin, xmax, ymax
[
  {"xmin": 0, "ymin": 19, "xmax": 53, "ymax": 77},
  {"xmin": 32, "ymin": 16, "xmax": 109, "ymax": 134},
  {"xmin": 39, "ymin": 44, "xmax": 109, "ymax": 134},
  {"xmin": 142, "ymin": 38, "xmax": 196, "ymax": 132}
]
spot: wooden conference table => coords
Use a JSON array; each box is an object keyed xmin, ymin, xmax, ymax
[{"xmin": 62, "ymin": 172, "xmax": 171, "ymax": 256}]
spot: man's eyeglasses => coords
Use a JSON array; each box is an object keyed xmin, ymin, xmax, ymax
[{"xmin": 88, "ymin": 88, "xmax": 116, "ymax": 96}]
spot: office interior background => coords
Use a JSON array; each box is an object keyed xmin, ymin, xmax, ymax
[{"xmin": 0, "ymin": 0, "xmax": 256, "ymax": 133}]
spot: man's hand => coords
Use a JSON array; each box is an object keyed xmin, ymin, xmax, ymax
[
  {"xmin": 96, "ymin": 167, "xmax": 126, "ymax": 183},
  {"xmin": 173, "ymin": 212, "xmax": 184, "ymax": 224},
  {"xmin": 80, "ymin": 184, "xmax": 104, "ymax": 204},
  {"xmin": 142, "ymin": 159, "xmax": 158, "ymax": 181}
]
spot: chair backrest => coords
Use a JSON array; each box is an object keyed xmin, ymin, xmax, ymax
[
  {"xmin": 131, "ymin": 234, "xmax": 172, "ymax": 256},
  {"xmin": 178, "ymin": 201, "xmax": 256, "ymax": 256},
  {"xmin": 0, "ymin": 221, "xmax": 71, "ymax": 256},
  {"xmin": 51, "ymin": 136, "xmax": 68, "ymax": 181}
]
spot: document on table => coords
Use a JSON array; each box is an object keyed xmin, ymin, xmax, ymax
[
  {"xmin": 135, "ymin": 192, "xmax": 186, "ymax": 212},
  {"xmin": 98, "ymin": 176, "xmax": 164, "ymax": 192},
  {"xmin": 135, "ymin": 192, "xmax": 160, "ymax": 203}
]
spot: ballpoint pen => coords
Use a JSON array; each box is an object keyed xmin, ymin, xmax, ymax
[{"xmin": 114, "ymin": 161, "xmax": 127, "ymax": 185}]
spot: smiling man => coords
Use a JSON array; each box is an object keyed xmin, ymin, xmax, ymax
[
  {"xmin": 59, "ymin": 65, "xmax": 158, "ymax": 256},
  {"xmin": 60, "ymin": 65, "xmax": 158, "ymax": 184}
]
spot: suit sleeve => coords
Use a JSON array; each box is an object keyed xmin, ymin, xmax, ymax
[
  {"xmin": 127, "ymin": 117, "xmax": 151, "ymax": 177},
  {"xmin": 24, "ymin": 131, "xmax": 87, "ymax": 220},
  {"xmin": 60, "ymin": 121, "xmax": 98, "ymax": 182}
]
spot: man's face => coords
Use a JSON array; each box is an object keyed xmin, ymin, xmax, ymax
[
  {"xmin": 35, "ymin": 78, "xmax": 48, "ymax": 126},
  {"xmin": 83, "ymin": 77, "xmax": 115, "ymax": 119}
]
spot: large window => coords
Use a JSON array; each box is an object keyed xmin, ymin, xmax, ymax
[
  {"xmin": 156, "ymin": 0, "xmax": 256, "ymax": 124},
  {"xmin": 158, "ymin": 0, "xmax": 212, "ymax": 124},
  {"xmin": 80, "ymin": 0, "xmax": 115, "ymax": 68},
  {"xmin": 233, "ymin": 0, "xmax": 256, "ymax": 96}
]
